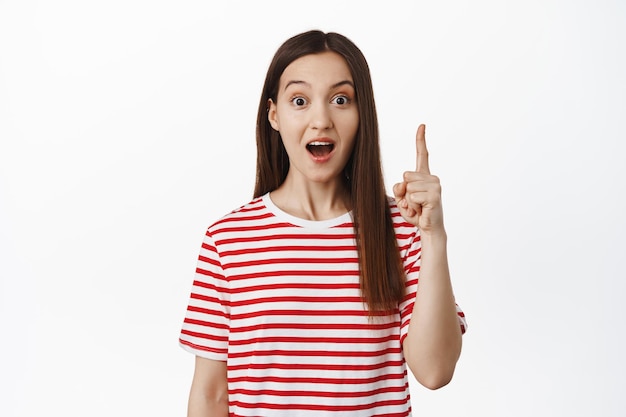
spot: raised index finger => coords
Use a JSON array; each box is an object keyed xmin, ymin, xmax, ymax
[{"xmin": 416, "ymin": 124, "xmax": 430, "ymax": 174}]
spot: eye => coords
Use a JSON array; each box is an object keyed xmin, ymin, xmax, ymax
[
  {"xmin": 332, "ymin": 95, "xmax": 351, "ymax": 106},
  {"xmin": 291, "ymin": 96, "xmax": 308, "ymax": 107}
]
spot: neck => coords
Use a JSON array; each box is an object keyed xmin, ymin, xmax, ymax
[{"xmin": 270, "ymin": 174, "xmax": 351, "ymax": 221}]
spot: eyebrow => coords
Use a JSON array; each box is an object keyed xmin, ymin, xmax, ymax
[{"xmin": 283, "ymin": 79, "xmax": 355, "ymax": 91}]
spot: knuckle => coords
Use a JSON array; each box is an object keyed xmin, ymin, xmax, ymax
[{"xmin": 409, "ymin": 192, "xmax": 421, "ymax": 203}]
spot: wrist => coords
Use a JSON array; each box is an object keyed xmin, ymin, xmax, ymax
[{"xmin": 419, "ymin": 227, "xmax": 447, "ymax": 244}]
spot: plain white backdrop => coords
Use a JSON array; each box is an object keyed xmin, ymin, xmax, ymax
[{"xmin": 1, "ymin": 0, "xmax": 625, "ymax": 416}]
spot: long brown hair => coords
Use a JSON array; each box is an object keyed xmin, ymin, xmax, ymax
[{"xmin": 254, "ymin": 30, "xmax": 406, "ymax": 314}]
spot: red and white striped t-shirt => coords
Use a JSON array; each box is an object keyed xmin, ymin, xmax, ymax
[{"xmin": 180, "ymin": 193, "xmax": 466, "ymax": 417}]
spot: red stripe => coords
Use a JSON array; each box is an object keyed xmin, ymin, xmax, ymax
[
  {"xmin": 228, "ymin": 347, "xmax": 401, "ymax": 359},
  {"xmin": 216, "ymin": 233, "xmax": 356, "ymax": 245},
  {"xmin": 179, "ymin": 339, "xmax": 227, "ymax": 355},
  {"xmin": 230, "ymin": 396, "xmax": 409, "ymax": 411},
  {"xmin": 401, "ymin": 289, "xmax": 418, "ymax": 304},
  {"xmin": 227, "ymin": 282, "xmax": 359, "ymax": 295},
  {"xmin": 184, "ymin": 317, "xmax": 228, "ymax": 330},
  {"xmin": 213, "ymin": 212, "xmax": 275, "ymax": 226},
  {"xmin": 187, "ymin": 305, "xmax": 229, "ymax": 318},
  {"xmin": 190, "ymin": 279, "xmax": 224, "ymax": 292},
  {"xmin": 372, "ymin": 411, "xmax": 411, "ymax": 417},
  {"xmin": 195, "ymin": 268, "xmax": 226, "ymax": 281},
  {"xmin": 228, "ymin": 269, "xmax": 359, "ymax": 281},
  {"xmin": 235, "ymin": 203, "xmax": 264, "ymax": 213},
  {"xmin": 229, "ymin": 295, "xmax": 363, "ymax": 307},
  {"xmin": 407, "ymin": 247, "xmax": 421, "ymax": 258},
  {"xmin": 197, "ymin": 255, "xmax": 221, "ymax": 267},
  {"xmin": 228, "ymin": 334, "xmax": 399, "ymax": 346},
  {"xmin": 213, "ymin": 222, "xmax": 297, "ymax": 234},
  {"xmin": 394, "ymin": 233, "xmax": 417, "ymax": 240},
  {"xmin": 230, "ymin": 320, "xmax": 398, "ymax": 333},
  {"xmin": 227, "ymin": 360, "xmax": 405, "ymax": 372},
  {"xmin": 227, "ymin": 373, "xmax": 406, "ymax": 385},
  {"xmin": 229, "ymin": 384, "xmax": 407, "ymax": 398},
  {"xmin": 190, "ymin": 293, "xmax": 230, "ymax": 307},
  {"xmin": 221, "ymin": 245, "xmax": 357, "ymax": 257},
  {"xmin": 222, "ymin": 256, "xmax": 358, "ymax": 269},
  {"xmin": 180, "ymin": 329, "xmax": 227, "ymax": 342},
  {"xmin": 200, "ymin": 242, "xmax": 218, "ymax": 253},
  {"xmin": 230, "ymin": 308, "xmax": 395, "ymax": 320}
]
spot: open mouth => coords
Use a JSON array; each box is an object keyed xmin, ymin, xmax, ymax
[{"xmin": 306, "ymin": 141, "xmax": 335, "ymax": 157}]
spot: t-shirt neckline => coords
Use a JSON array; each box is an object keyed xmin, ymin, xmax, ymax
[{"xmin": 262, "ymin": 192, "xmax": 353, "ymax": 229}]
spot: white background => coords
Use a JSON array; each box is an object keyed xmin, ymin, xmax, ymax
[{"xmin": 1, "ymin": 1, "xmax": 625, "ymax": 416}]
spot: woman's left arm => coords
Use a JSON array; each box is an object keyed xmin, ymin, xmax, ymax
[{"xmin": 392, "ymin": 124, "xmax": 463, "ymax": 390}]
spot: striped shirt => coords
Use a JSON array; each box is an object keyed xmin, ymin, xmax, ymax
[{"xmin": 180, "ymin": 193, "xmax": 467, "ymax": 416}]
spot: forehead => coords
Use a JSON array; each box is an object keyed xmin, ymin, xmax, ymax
[{"xmin": 279, "ymin": 51, "xmax": 353, "ymax": 90}]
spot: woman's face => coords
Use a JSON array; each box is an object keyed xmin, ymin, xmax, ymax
[{"xmin": 268, "ymin": 51, "xmax": 359, "ymax": 186}]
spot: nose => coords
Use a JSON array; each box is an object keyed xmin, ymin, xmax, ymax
[{"xmin": 309, "ymin": 102, "xmax": 333, "ymax": 130}]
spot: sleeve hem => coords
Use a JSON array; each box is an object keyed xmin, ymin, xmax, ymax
[{"xmin": 179, "ymin": 340, "xmax": 228, "ymax": 362}]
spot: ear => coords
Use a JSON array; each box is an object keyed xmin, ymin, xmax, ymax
[{"xmin": 267, "ymin": 99, "xmax": 279, "ymax": 131}]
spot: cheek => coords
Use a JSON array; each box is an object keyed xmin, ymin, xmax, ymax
[
  {"xmin": 276, "ymin": 108, "xmax": 306, "ymax": 133},
  {"xmin": 343, "ymin": 111, "xmax": 359, "ymax": 139}
]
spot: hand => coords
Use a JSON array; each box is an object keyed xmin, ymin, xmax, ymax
[{"xmin": 392, "ymin": 124, "xmax": 445, "ymax": 234}]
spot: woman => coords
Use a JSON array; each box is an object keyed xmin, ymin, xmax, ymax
[{"xmin": 180, "ymin": 30, "xmax": 467, "ymax": 417}]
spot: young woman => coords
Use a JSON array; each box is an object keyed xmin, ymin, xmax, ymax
[{"xmin": 179, "ymin": 30, "xmax": 467, "ymax": 417}]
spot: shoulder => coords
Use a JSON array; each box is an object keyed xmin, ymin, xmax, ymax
[{"xmin": 205, "ymin": 194, "xmax": 275, "ymax": 236}]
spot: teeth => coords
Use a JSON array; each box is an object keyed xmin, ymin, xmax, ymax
[{"xmin": 309, "ymin": 141, "xmax": 332, "ymax": 146}]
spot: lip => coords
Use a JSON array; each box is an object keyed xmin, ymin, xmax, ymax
[
  {"xmin": 306, "ymin": 137, "xmax": 336, "ymax": 163},
  {"xmin": 306, "ymin": 137, "xmax": 336, "ymax": 146}
]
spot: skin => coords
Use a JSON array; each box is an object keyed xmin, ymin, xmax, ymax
[
  {"xmin": 187, "ymin": 357, "xmax": 228, "ymax": 417},
  {"xmin": 392, "ymin": 124, "xmax": 463, "ymax": 389},
  {"xmin": 187, "ymin": 58, "xmax": 462, "ymax": 416},
  {"xmin": 267, "ymin": 51, "xmax": 359, "ymax": 220}
]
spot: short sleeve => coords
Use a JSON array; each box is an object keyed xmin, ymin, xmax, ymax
[
  {"xmin": 398, "ymin": 228, "xmax": 467, "ymax": 345},
  {"xmin": 179, "ymin": 230, "xmax": 230, "ymax": 361}
]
